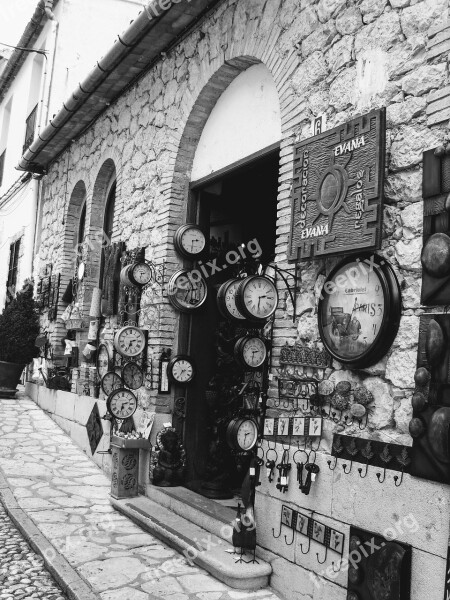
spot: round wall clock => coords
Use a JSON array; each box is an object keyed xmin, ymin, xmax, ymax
[
  {"xmin": 167, "ymin": 270, "xmax": 207, "ymax": 312},
  {"xmin": 167, "ymin": 355, "xmax": 195, "ymax": 384},
  {"xmin": 318, "ymin": 254, "xmax": 401, "ymax": 368},
  {"xmin": 174, "ymin": 224, "xmax": 206, "ymax": 259},
  {"xmin": 122, "ymin": 362, "xmax": 144, "ymax": 390},
  {"xmin": 114, "ymin": 326, "xmax": 146, "ymax": 358},
  {"xmin": 234, "ymin": 336, "xmax": 267, "ymax": 370},
  {"xmin": 217, "ymin": 278, "xmax": 246, "ymax": 322},
  {"xmin": 226, "ymin": 418, "xmax": 258, "ymax": 452},
  {"xmin": 101, "ymin": 371, "xmax": 124, "ymax": 395},
  {"xmin": 107, "ymin": 388, "xmax": 138, "ymax": 419},
  {"xmin": 131, "ymin": 262, "xmax": 153, "ymax": 286},
  {"xmin": 97, "ymin": 341, "xmax": 114, "ymax": 378},
  {"xmin": 235, "ymin": 276, "xmax": 279, "ymax": 322}
]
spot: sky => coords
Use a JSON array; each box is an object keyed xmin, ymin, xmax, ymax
[{"xmin": 0, "ymin": 0, "xmax": 39, "ymax": 48}]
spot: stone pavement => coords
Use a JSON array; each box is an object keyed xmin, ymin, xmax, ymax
[
  {"xmin": 0, "ymin": 501, "xmax": 67, "ymax": 600},
  {"xmin": 0, "ymin": 395, "xmax": 282, "ymax": 600}
]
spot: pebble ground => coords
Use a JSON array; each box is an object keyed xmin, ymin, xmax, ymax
[{"xmin": 0, "ymin": 502, "xmax": 67, "ymax": 600}]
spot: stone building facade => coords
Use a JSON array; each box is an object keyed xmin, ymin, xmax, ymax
[{"xmin": 22, "ymin": 0, "xmax": 450, "ymax": 598}]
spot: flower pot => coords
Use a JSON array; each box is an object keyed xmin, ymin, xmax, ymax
[{"xmin": 0, "ymin": 361, "xmax": 25, "ymax": 398}]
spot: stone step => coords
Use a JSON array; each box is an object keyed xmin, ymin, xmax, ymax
[{"xmin": 111, "ymin": 494, "xmax": 272, "ymax": 591}]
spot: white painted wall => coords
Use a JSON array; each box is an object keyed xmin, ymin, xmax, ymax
[
  {"xmin": 0, "ymin": 0, "xmax": 146, "ymax": 307},
  {"xmin": 191, "ymin": 64, "xmax": 282, "ymax": 181}
]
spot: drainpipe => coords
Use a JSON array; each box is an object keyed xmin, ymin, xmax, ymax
[{"xmin": 37, "ymin": 0, "xmax": 59, "ymax": 133}]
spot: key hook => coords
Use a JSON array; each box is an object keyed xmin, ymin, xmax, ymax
[
  {"xmin": 327, "ymin": 456, "xmax": 338, "ymax": 471},
  {"xmin": 316, "ymin": 546, "xmax": 328, "ymax": 564},
  {"xmin": 300, "ymin": 536, "xmax": 311, "ymax": 554},
  {"xmin": 394, "ymin": 469, "xmax": 404, "ymax": 487},
  {"xmin": 342, "ymin": 459, "xmax": 353, "ymax": 474},
  {"xmin": 272, "ymin": 522, "xmax": 282, "ymax": 539},
  {"xmin": 376, "ymin": 467, "xmax": 387, "ymax": 483},
  {"xmin": 285, "ymin": 529, "xmax": 295, "ymax": 545},
  {"xmin": 358, "ymin": 461, "xmax": 369, "ymax": 478},
  {"xmin": 332, "ymin": 559, "xmax": 342, "ymax": 573}
]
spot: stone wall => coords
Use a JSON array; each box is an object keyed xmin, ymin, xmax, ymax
[{"xmin": 34, "ymin": 0, "xmax": 450, "ymax": 597}]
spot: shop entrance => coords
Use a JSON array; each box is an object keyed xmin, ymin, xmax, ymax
[{"xmin": 181, "ymin": 145, "xmax": 279, "ymax": 500}]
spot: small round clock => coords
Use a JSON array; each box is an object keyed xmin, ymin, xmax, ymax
[
  {"xmin": 318, "ymin": 254, "xmax": 401, "ymax": 369},
  {"xmin": 234, "ymin": 336, "xmax": 267, "ymax": 370},
  {"xmin": 235, "ymin": 276, "xmax": 279, "ymax": 322},
  {"xmin": 114, "ymin": 326, "xmax": 146, "ymax": 358},
  {"xmin": 101, "ymin": 371, "xmax": 123, "ymax": 395},
  {"xmin": 97, "ymin": 341, "xmax": 114, "ymax": 378},
  {"xmin": 107, "ymin": 388, "xmax": 138, "ymax": 419},
  {"xmin": 122, "ymin": 362, "xmax": 144, "ymax": 390},
  {"xmin": 167, "ymin": 270, "xmax": 208, "ymax": 312},
  {"xmin": 217, "ymin": 279, "xmax": 246, "ymax": 322},
  {"xmin": 167, "ymin": 355, "xmax": 195, "ymax": 384},
  {"xmin": 174, "ymin": 224, "xmax": 206, "ymax": 259},
  {"xmin": 131, "ymin": 262, "xmax": 153, "ymax": 286},
  {"xmin": 226, "ymin": 418, "xmax": 258, "ymax": 452}
]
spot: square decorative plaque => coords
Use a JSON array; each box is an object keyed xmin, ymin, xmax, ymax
[{"xmin": 288, "ymin": 108, "xmax": 386, "ymax": 261}]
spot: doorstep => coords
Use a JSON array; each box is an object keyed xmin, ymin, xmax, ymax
[{"xmin": 111, "ymin": 491, "xmax": 272, "ymax": 591}]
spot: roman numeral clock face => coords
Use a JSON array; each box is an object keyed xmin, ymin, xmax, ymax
[
  {"xmin": 107, "ymin": 388, "xmax": 138, "ymax": 419},
  {"xmin": 114, "ymin": 327, "xmax": 146, "ymax": 358}
]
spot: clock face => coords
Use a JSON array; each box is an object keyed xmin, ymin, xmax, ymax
[
  {"xmin": 237, "ymin": 276, "xmax": 278, "ymax": 321},
  {"xmin": 217, "ymin": 279, "xmax": 246, "ymax": 321},
  {"xmin": 114, "ymin": 327, "xmax": 146, "ymax": 357},
  {"xmin": 241, "ymin": 337, "xmax": 267, "ymax": 368},
  {"xmin": 122, "ymin": 362, "xmax": 144, "ymax": 390},
  {"xmin": 132, "ymin": 262, "xmax": 152, "ymax": 285},
  {"xmin": 107, "ymin": 388, "xmax": 138, "ymax": 419},
  {"xmin": 101, "ymin": 371, "xmax": 123, "ymax": 395},
  {"xmin": 236, "ymin": 419, "xmax": 258, "ymax": 451},
  {"xmin": 97, "ymin": 343, "xmax": 112, "ymax": 378},
  {"xmin": 180, "ymin": 227, "xmax": 206, "ymax": 256},
  {"xmin": 168, "ymin": 355, "xmax": 195, "ymax": 384},
  {"xmin": 168, "ymin": 270, "xmax": 207, "ymax": 312},
  {"xmin": 318, "ymin": 255, "xmax": 401, "ymax": 368}
]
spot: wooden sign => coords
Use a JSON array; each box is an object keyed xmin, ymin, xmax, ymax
[
  {"xmin": 420, "ymin": 147, "xmax": 450, "ymax": 305},
  {"xmin": 288, "ymin": 109, "xmax": 386, "ymax": 261}
]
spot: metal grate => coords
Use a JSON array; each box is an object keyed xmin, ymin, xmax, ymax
[{"xmin": 442, "ymin": 154, "xmax": 450, "ymax": 193}]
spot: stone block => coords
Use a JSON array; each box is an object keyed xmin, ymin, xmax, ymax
[
  {"xmin": 55, "ymin": 389, "xmax": 75, "ymax": 421},
  {"xmin": 73, "ymin": 396, "xmax": 97, "ymax": 426},
  {"xmin": 69, "ymin": 421, "xmax": 90, "ymax": 456}
]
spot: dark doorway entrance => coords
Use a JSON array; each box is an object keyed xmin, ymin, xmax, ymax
[{"xmin": 180, "ymin": 145, "xmax": 280, "ymax": 499}]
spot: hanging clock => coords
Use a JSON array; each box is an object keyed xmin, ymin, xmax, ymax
[
  {"xmin": 318, "ymin": 254, "xmax": 401, "ymax": 369},
  {"xmin": 130, "ymin": 262, "xmax": 153, "ymax": 286},
  {"xmin": 107, "ymin": 388, "xmax": 138, "ymax": 419},
  {"xmin": 234, "ymin": 336, "xmax": 267, "ymax": 370},
  {"xmin": 174, "ymin": 224, "xmax": 207, "ymax": 259},
  {"xmin": 226, "ymin": 418, "xmax": 258, "ymax": 452},
  {"xmin": 114, "ymin": 326, "xmax": 146, "ymax": 358},
  {"xmin": 217, "ymin": 278, "xmax": 246, "ymax": 322},
  {"xmin": 96, "ymin": 341, "xmax": 114, "ymax": 378},
  {"xmin": 101, "ymin": 371, "xmax": 123, "ymax": 395},
  {"xmin": 235, "ymin": 275, "xmax": 279, "ymax": 322},
  {"xmin": 167, "ymin": 354, "xmax": 195, "ymax": 384},
  {"xmin": 122, "ymin": 362, "xmax": 144, "ymax": 390},
  {"xmin": 167, "ymin": 270, "xmax": 207, "ymax": 312}
]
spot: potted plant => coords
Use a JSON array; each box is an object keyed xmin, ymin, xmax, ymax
[{"xmin": 0, "ymin": 281, "xmax": 40, "ymax": 397}]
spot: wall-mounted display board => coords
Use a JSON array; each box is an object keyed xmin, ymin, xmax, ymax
[
  {"xmin": 288, "ymin": 108, "xmax": 385, "ymax": 261},
  {"xmin": 347, "ymin": 526, "xmax": 411, "ymax": 600},
  {"xmin": 421, "ymin": 147, "xmax": 450, "ymax": 304},
  {"xmin": 410, "ymin": 314, "xmax": 450, "ymax": 484}
]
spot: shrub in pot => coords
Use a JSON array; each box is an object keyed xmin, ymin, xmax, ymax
[{"xmin": 0, "ymin": 281, "xmax": 40, "ymax": 397}]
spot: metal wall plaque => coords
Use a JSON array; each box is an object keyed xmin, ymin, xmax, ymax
[{"xmin": 288, "ymin": 108, "xmax": 386, "ymax": 261}]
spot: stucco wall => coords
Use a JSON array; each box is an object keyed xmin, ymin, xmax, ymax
[{"xmin": 34, "ymin": 0, "xmax": 450, "ymax": 597}]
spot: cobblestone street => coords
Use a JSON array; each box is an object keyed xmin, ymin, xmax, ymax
[{"xmin": 0, "ymin": 502, "xmax": 67, "ymax": 600}]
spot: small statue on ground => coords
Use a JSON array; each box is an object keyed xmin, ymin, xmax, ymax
[{"xmin": 151, "ymin": 427, "xmax": 186, "ymax": 487}]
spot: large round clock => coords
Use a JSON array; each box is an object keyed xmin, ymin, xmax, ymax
[
  {"xmin": 217, "ymin": 278, "xmax": 246, "ymax": 322},
  {"xmin": 234, "ymin": 336, "xmax": 267, "ymax": 370},
  {"xmin": 174, "ymin": 224, "xmax": 206, "ymax": 259},
  {"xmin": 131, "ymin": 262, "xmax": 153, "ymax": 286},
  {"xmin": 167, "ymin": 270, "xmax": 207, "ymax": 312},
  {"xmin": 97, "ymin": 341, "xmax": 114, "ymax": 378},
  {"xmin": 114, "ymin": 326, "xmax": 146, "ymax": 358},
  {"xmin": 101, "ymin": 371, "xmax": 123, "ymax": 395},
  {"xmin": 318, "ymin": 254, "xmax": 401, "ymax": 368},
  {"xmin": 122, "ymin": 362, "xmax": 144, "ymax": 390},
  {"xmin": 167, "ymin": 355, "xmax": 195, "ymax": 384},
  {"xmin": 235, "ymin": 276, "xmax": 279, "ymax": 323},
  {"xmin": 226, "ymin": 418, "xmax": 258, "ymax": 452},
  {"xmin": 107, "ymin": 388, "xmax": 138, "ymax": 419}
]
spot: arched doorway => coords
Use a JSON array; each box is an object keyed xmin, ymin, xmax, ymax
[{"xmin": 179, "ymin": 64, "xmax": 282, "ymax": 499}]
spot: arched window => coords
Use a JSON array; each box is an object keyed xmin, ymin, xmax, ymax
[
  {"xmin": 103, "ymin": 181, "xmax": 116, "ymax": 243},
  {"xmin": 100, "ymin": 179, "xmax": 119, "ymax": 315},
  {"xmin": 78, "ymin": 202, "xmax": 86, "ymax": 246}
]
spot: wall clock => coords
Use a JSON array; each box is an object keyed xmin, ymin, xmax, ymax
[
  {"xmin": 122, "ymin": 362, "xmax": 144, "ymax": 390},
  {"xmin": 235, "ymin": 276, "xmax": 279, "ymax": 323},
  {"xmin": 217, "ymin": 278, "xmax": 246, "ymax": 322},
  {"xmin": 97, "ymin": 341, "xmax": 114, "ymax": 378},
  {"xmin": 107, "ymin": 388, "xmax": 138, "ymax": 419},
  {"xmin": 101, "ymin": 371, "xmax": 124, "ymax": 395},
  {"xmin": 114, "ymin": 326, "xmax": 146, "ymax": 358},
  {"xmin": 167, "ymin": 270, "xmax": 207, "ymax": 312},
  {"xmin": 226, "ymin": 418, "xmax": 258, "ymax": 452},
  {"xmin": 167, "ymin": 355, "xmax": 195, "ymax": 384},
  {"xmin": 234, "ymin": 336, "xmax": 267, "ymax": 370},
  {"xmin": 174, "ymin": 224, "xmax": 206, "ymax": 259},
  {"xmin": 318, "ymin": 254, "xmax": 401, "ymax": 368},
  {"xmin": 131, "ymin": 262, "xmax": 153, "ymax": 286}
]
